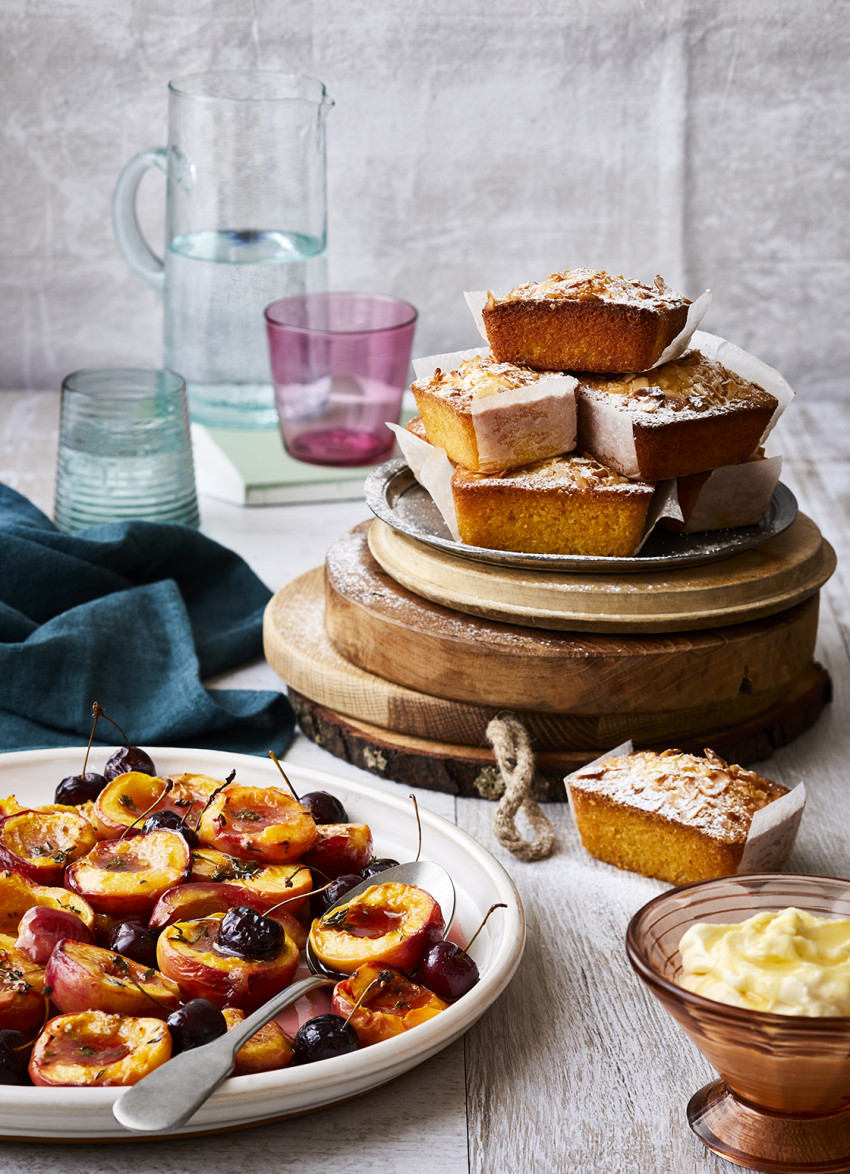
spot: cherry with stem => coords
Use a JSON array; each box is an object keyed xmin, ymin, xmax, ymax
[
  {"xmin": 54, "ymin": 705, "xmax": 109, "ymax": 805},
  {"xmin": 93, "ymin": 703, "xmax": 157, "ymax": 781},
  {"xmin": 415, "ymin": 903, "xmax": 507, "ymax": 1001},
  {"xmin": 293, "ymin": 972, "xmax": 390, "ymax": 1064},
  {"xmin": 268, "ymin": 751, "xmax": 348, "ymax": 825}
]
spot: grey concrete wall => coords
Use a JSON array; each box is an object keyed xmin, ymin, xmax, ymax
[{"xmin": 1, "ymin": 0, "xmax": 848, "ymax": 396}]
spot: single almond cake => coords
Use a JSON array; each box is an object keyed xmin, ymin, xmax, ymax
[
  {"xmin": 481, "ymin": 269, "xmax": 691, "ymax": 373},
  {"xmin": 451, "ymin": 453, "xmax": 654, "ymax": 556},
  {"xmin": 567, "ymin": 748, "xmax": 789, "ymax": 884},
  {"xmin": 577, "ymin": 350, "xmax": 778, "ymax": 482},
  {"xmin": 410, "ymin": 353, "xmax": 578, "ymax": 474}
]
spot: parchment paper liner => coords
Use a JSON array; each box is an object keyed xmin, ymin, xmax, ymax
[{"xmin": 677, "ymin": 455, "xmax": 783, "ymax": 533}]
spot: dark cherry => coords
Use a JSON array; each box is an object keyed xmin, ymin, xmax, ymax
[
  {"xmin": 103, "ymin": 745, "xmax": 157, "ymax": 781},
  {"xmin": 414, "ymin": 939, "xmax": 479, "ymax": 1001},
  {"xmin": 360, "ymin": 857, "xmax": 400, "ymax": 879},
  {"xmin": 103, "ymin": 920, "xmax": 159, "ymax": 968},
  {"xmin": 217, "ymin": 905, "xmax": 284, "ymax": 960},
  {"xmin": 166, "ymin": 999, "xmax": 227, "ymax": 1055},
  {"xmin": 0, "ymin": 1030, "xmax": 31, "ymax": 1085},
  {"xmin": 310, "ymin": 873, "xmax": 361, "ymax": 919},
  {"xmin": 299, "ymin": 790, "xmax": 348, "ymax": 824},
  {"xmin": 292, "ymin": 1014, "xmax": 358, "ymax": 1064},
  {"xmin": 142, "ymin": 809, "xmax": 199, "ymax": 848},
  {"xmin": 54, "ymin": 771, "xmax": 109, "ymax": 805}
]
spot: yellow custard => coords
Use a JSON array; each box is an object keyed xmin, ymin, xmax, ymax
[{"xmin": 679, "ymin": 907, "xmax": 850, "ymax": 1016}]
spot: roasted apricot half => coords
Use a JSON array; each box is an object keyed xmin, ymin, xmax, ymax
[
  {"xmin": 332, "ymin": 963, "xmax": 448, "ymax": 1045},
  {"xmin": 0, "ymin": 868, "xmax": 96, "ymax": 934},
  {"xmin": 0, "ymin": 809, "xmax": 97, "ymax": 886},
  {"xmin": 28, "ymin": 1011, "xmax": 171, "ymax": 1086},
  {"xmin": 222, "ymin": 1007, "xmax": 294, "ymax": 1074},
  {"xmin": 45, "ymin": 939, "xmax": 182, "ymax": 1018},
  {"xmin": 0, "ymin": 940, "xmax": 46, "ymax": 1035},
  {"xmin": 94, "ymin": 771, "xmax": 221, "ymax": 839},
  {"xmin": 309, "ymin": 882, "xmax": 445, "ymax": 975},
  {"xmin": 156, "ymin": 913, "xmax": 300, "ymax": 1013},
  {"xmin": 195, "ymin": 784, "xmax": 317, "ymax": 863},
  {"xmin": 189, "ymin": 849, "xmax": 313, "ymax": 914},
  {"xmin": 65, "ymin": 829, "xmax": 191, "ymax": 917}
]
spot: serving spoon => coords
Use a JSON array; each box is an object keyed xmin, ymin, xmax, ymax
[{"xmin": 112, "ymin": 860, "xmax": 456, "ymax": 1134}]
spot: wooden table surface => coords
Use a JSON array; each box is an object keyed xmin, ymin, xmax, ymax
[{"xmin": 0, "ymin": 391, "xmax": 848, "ymax": 1174}]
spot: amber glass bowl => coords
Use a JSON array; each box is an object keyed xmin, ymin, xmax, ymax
[{"xmin": 627, "ymin": 873, "xmax": 850, "ymax": 1174}]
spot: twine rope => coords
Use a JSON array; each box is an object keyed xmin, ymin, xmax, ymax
[{"xmin": 486, "ymin": 712, "xmax": 557, "ymax": 861}]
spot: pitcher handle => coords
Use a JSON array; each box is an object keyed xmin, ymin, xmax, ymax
[{"xmin": 112, "ymin": 147, "xmax": 167, "ymax": 295}]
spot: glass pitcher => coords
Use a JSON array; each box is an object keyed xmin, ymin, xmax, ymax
[{"xmin": 113, "ymin": 71, "xmax": 333, "ymax": 430}]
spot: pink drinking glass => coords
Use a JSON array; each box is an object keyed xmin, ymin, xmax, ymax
[{"xmin": 265, "ymin": 292, "xmax": 417, "ymax": 467}]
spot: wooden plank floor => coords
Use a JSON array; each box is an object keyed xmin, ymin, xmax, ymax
[{"xmin": 0, "ymin": 391, "xmax": 848, "ymax": 1173}]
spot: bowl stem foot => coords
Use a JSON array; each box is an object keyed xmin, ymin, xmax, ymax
[{"xmin": 688, "ymin": 1080, "xmax": 850, "ymax": 1174}]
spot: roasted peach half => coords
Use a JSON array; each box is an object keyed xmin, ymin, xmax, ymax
[
  {"xmin": 0, "ymin": 809, "xmax": 97, "ymax": 886},
  {"xmin": 309, "ymin": 882, "xmax": 445, "ymax": 975},
  {"xmin": 156, "ymin": 913, "xmax": 300, "ymax": 1013},
  {"xmin": 45, "ymin": 939, "xmax": 182, "ymax": 1018},
  {"xmin": 332, "ymin": 963, "xmax": 448, "ymax": 1045},
  {"xmin": 195, "ymin": 784, "xmax": 317, "ymax": 864},
  {"xmin": 222, "ymin": 1007, "xmax": 294, "ymax": 1075},
  {"xmin": 148, "ymin": 882, "xmax": 307, "ymax": 950},
  {"xmin": 93, "ymin": 771, "xmax": 221, "ymax": 839},
  {"xmin": 189, "ymin": 849, "xmax": 313, "ymax": 914},
  {"xmin": 28, "ymin": 1011, "xmax": 171, "ymax": 1086},
  {"xmin": 65, "ymin": 829, "xmax": 191, "ymax": 917},
  {"xmin": 0, "ymin": 940, "xmax": 46, "ymax": 1035},
  {"xmin": 300, "ymin": 823, "xmax": 374, "ymax": 879},
  {"xmin": 0, "ymin": 868, "xmax": 96, "ymax": 934}
]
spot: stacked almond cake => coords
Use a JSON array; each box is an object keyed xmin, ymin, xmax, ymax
[{"xmin": 404, "ymin": 269, "xmax": 786, "ymax": 556}]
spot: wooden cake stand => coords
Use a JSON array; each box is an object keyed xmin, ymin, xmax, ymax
[{"xmin": 263, "ymin": 515, "xmax": 835, "ymax": 799}]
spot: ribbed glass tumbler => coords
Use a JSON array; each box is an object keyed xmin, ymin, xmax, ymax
[{"xmin": 53, "ymin": 367, "xmax": 199, "ymax": 532}]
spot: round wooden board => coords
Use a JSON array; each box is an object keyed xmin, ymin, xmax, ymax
[
  {"xmin": 288, "ymin": 671, "xmax": 833, "ymax": 800},
  {"xmin": 367, "ymin": 513, "xmax": 836, "ymax": 632},
  {"xmin": 263, "ymin": 557, "xmax": 826, "ymax": 748},
  {"xmin": 319, "ymin": 522, "xmax": 820, "ymax": 713}
]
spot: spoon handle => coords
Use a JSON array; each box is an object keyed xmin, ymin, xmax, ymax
[{"xmin": 112, "ymin": 974, "xmax": 334, "ymax": 1134}]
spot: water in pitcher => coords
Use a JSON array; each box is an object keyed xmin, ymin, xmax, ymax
[{"xmin": 164, "ymin": 229, "xmax": 327, "ymax": 429}]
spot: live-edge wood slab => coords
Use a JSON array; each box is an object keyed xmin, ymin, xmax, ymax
[{"xmin": 287, "ymin": 671, "xmax": 831, "ymax": 800}]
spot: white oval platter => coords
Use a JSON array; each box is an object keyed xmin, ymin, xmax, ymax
[{"xmin": 0, "ymin": 746, "xmax": 525, "ymax": 1141}]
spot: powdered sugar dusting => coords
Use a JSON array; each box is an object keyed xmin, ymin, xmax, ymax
[
  {"xmin": 411, "ymin": 353, "xmax": 551, "ymax": 403},
  {"xmin": 581, "ymin": 350, "xmax": 777, "ymax": 426},
  {"xmin": 454, "ymin": 454, "xmax": 653, "ymax": 497},
  {"xmin": 497, "ymin": 268, "xmax": 688, "ymax": 310}
]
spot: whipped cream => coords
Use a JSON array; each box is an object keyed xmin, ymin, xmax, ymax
[{"xmin": 679, "ymin": 907, "xmax": 850, "ymax": 1016}]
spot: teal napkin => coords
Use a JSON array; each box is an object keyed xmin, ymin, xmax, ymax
[{"xmin": 0, "ymin": 483, "xmax": 295, "ymax": 756}]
